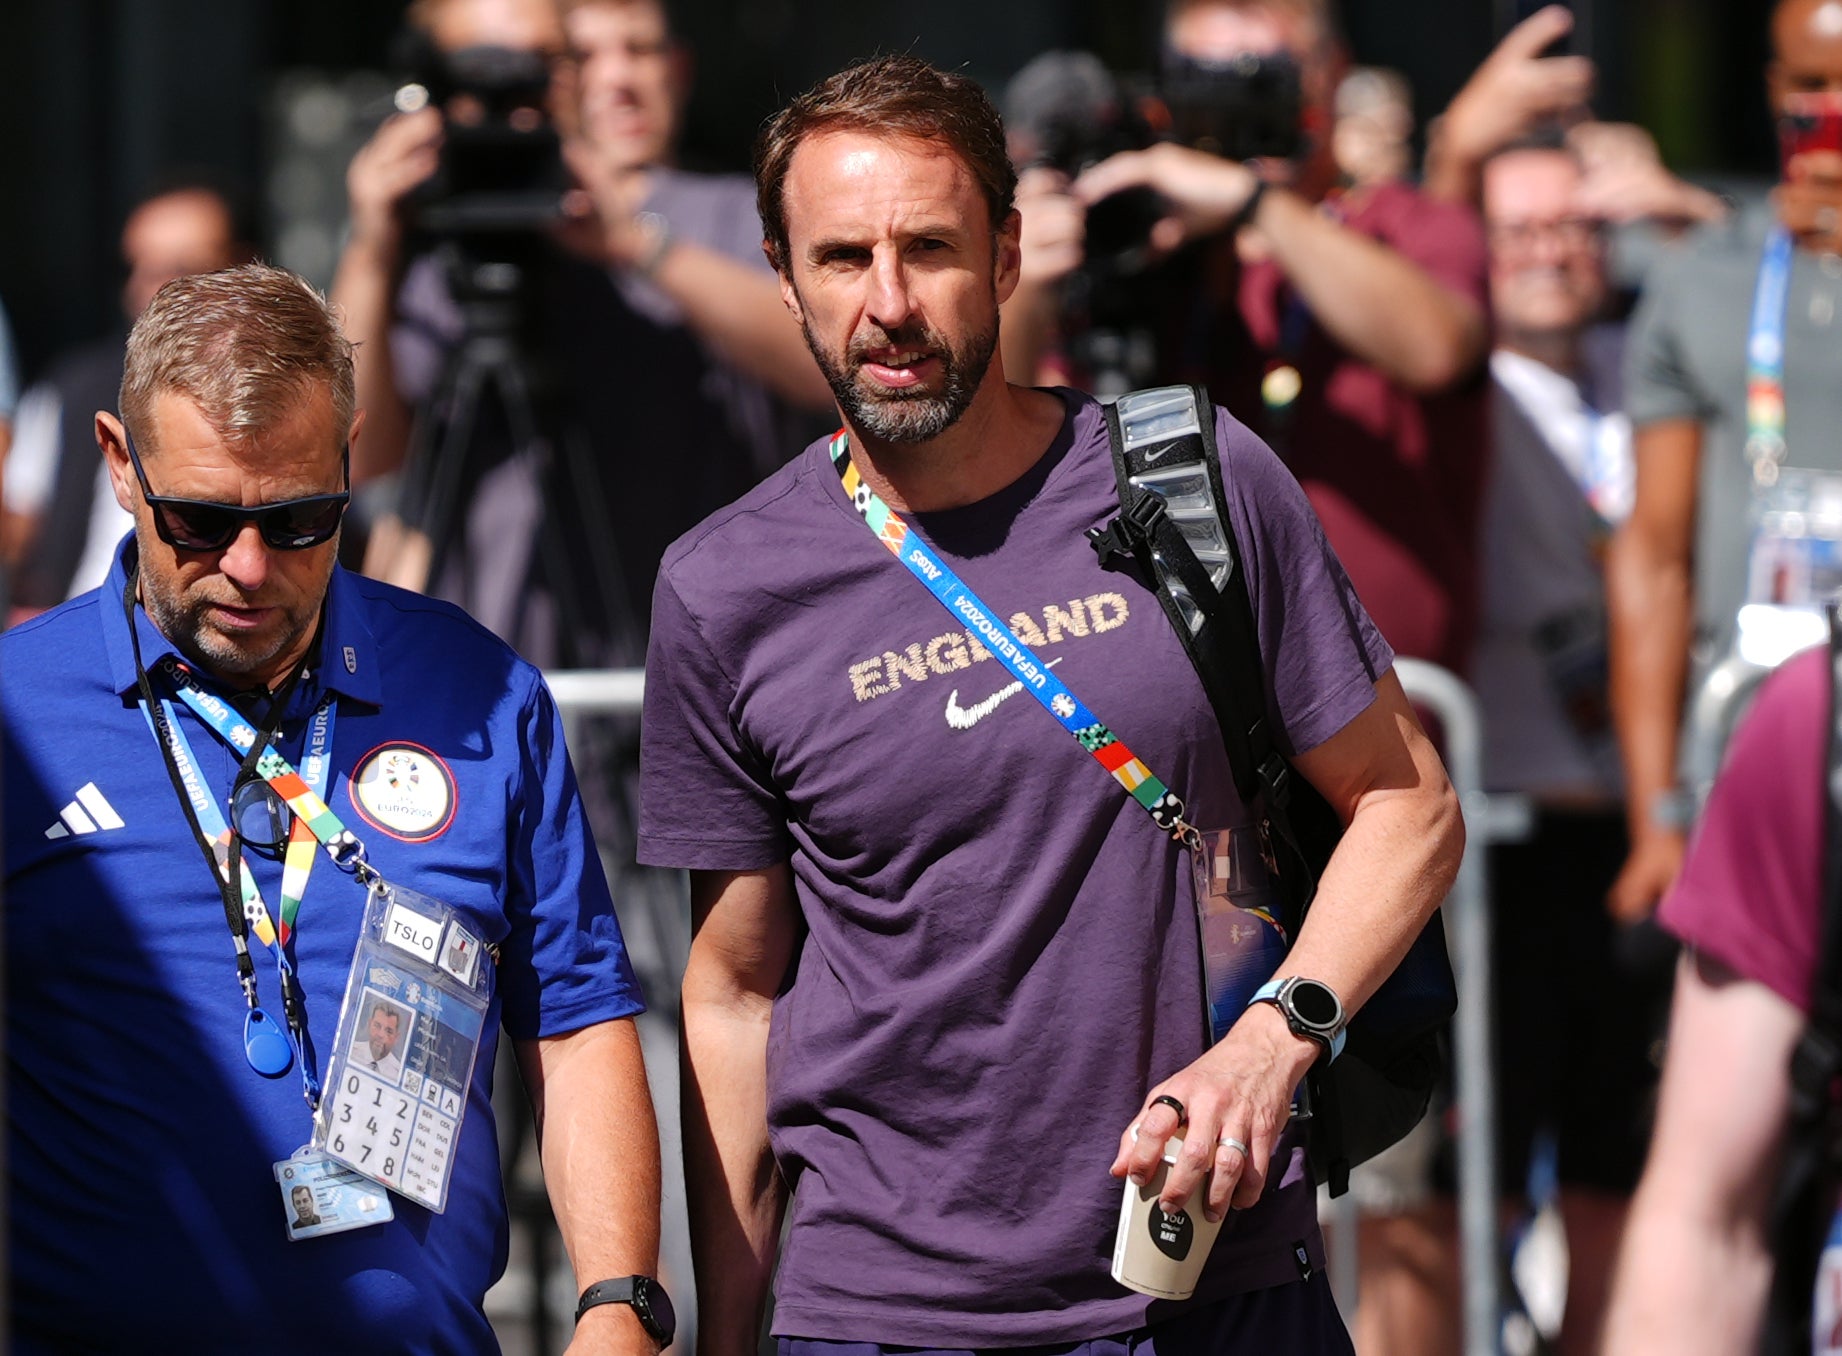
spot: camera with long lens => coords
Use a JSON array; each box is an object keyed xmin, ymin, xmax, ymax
[
  {"xmin": 1161, "ymin": 50, "xmax": 1304, "ymax": 163},
  {"xmin": 396, "ymin": 38, "xmax": 569, "ymax": 241},
  {"xmin": 1004, "ymin": 49, "xmax": 1308, "ymax": 391}
]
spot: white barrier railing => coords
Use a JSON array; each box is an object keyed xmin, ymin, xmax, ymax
[{"xmin": 547, "ymin": 661, "xmax": 1518, "ymax": 1356}]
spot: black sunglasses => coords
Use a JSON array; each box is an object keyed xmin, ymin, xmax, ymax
[{"xmin": 124, "ymin": 429, "xmax": 351, "ymax": 552}]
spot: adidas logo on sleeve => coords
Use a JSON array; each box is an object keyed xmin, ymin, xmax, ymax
[{"xmin": 44, "ymin": 783, "xmax": 125, "ymax": 839}]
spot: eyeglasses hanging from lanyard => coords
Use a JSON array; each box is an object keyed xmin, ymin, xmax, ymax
[{"xmin": 123, "ymin": 571, "xmax": 375, "ymax": 1107}]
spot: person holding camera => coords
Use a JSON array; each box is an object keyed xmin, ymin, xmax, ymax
[
  {"xmin": 1004, "ymin": 0, "xmax": 1490, "ymax": 681},
  {"xmin": 332, "ymin": 0, "xmax": 827, "ymax": 671}
]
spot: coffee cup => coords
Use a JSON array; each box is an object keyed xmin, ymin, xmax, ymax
[{"xmin": 1110, "ymin": 1132, "xmax": 1227, "ymax": 1300}]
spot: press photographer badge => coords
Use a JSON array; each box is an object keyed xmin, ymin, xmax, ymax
[{"xmin": 315, "ymin": 878, "xmax": 492, "ymax": 1213}]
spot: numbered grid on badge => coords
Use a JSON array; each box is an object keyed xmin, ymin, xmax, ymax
[
  {"xmin": 325, "ymin": 1066, "xmax": 418, "ymax": 1189},
  {"xmin": 325, "ymin": 1066, "xmax": 466, "ymax": 1209}
]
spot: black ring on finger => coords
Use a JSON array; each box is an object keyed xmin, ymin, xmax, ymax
[{"xmin": 1150, "ymin": 1094, "xmax": 1188, "ymax": 1124}]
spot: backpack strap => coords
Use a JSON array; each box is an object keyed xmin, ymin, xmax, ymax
[
  {"xmin": 1091, "ymin": 387, "xmax": 1318, "ymax": 890},
  {"xmin": 1091, "ymin": 384, "xmax": 1353, "ymax": 1194},
  {"xmin": 1764, "ymin": 606, "xmax": 1842, "ymax": 1354}
]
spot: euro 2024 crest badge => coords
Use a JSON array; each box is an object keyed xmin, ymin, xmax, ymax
[{"xmin": 350, "ymin": 742, "xmax": 457, "ymax": 842}]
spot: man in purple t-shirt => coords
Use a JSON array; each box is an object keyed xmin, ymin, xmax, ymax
[
  {"xmin": 1602, "ymin": 645, "xmax": 1835, "ymax": 1353},
  {"xmin": 640, "ymin": 55, "xmax": 1463, "ymax": 1355}
]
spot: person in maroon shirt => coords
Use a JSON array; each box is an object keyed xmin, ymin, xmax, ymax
[
  {"xmin": 1002, "ymin": 0, "xmax": 1490, "ymax": 676},
  {"xmin": 1602, "ymin": 645, "xmax": 1831, "ymax": 1354}
]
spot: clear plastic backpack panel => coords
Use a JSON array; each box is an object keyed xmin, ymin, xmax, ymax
[
  {"xmin": 1116, "ymin": 387, "xmax": 1205, "ymax": 446},
  {"xmin": 1131, "ymin": 465, "xmax": 1215, "ymax": 517}
]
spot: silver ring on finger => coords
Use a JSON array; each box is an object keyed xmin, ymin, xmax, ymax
[{"xmin": 1217, "ymin": 1136, "xmax": 1249, "ymax": 1157}]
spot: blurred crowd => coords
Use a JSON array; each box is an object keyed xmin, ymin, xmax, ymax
[{"xmin": 2, "ymin": 0, "xmax": 1839, "ymax": 1352}]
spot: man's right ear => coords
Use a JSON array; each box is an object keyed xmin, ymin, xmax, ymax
[
  {"xmin": 95, "ymin": 413, "xmax": 138, "ymax": 515},
  {"xmin": 777, "ymin": 268, "xmax": 804, "ymax": 324}
]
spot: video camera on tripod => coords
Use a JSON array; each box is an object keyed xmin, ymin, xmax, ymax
[
  {"xmin": 380, "ymin": 33, "xmax": 626, "ymax": 667},
  {"xmin": 395, "ymin": 37, "xmax": 569, "ymax": 243}
]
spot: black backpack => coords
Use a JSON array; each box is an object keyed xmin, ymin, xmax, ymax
[
  {"xmin": 1089, "ymin": 384, "xmax": 1457, "ymax": 1198},
  {"xmin": 1764, "ymin": 609, "xmax": 1842, "ymax": 1355}
]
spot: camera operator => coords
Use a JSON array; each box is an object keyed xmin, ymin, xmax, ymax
[
  {"xmin": 332, "ymin": 0, "xmax": 827, "ymax": 665},
  {"xmin": 1004, "ymin": 0, "xmax": 1490, "ymax": 677}
]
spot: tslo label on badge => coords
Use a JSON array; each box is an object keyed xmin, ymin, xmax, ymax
[{"xmin": 384, "ymin": 901, "xmax": 442, "ymax": 963}]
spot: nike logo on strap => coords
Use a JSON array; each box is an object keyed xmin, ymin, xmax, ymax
[{"xmin": 945, "ymin": 658, "xmax": 1062, "ymax": 731}]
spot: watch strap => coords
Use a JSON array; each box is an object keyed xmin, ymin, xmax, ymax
[
  {"xmin": 1249, "ymin": 977, "xmax": 1348, "ymax": 1061},
  {"xmin": 576, "ymin": 1275, "xmax": 672, "ymax": 1343}
]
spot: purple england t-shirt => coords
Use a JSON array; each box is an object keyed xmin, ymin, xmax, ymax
[{"xmin": 640, "ymin": 390, "xmax": 1392, "ymax": 1345}]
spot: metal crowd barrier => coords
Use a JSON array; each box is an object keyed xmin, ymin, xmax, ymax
[{"xmin": 542, "ymin": 661, "xmax": 1519, "ymax": 1356}]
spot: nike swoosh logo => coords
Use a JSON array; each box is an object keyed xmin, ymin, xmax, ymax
[{"xmin": 945, "ymin": 658, "xmax": 1062, "ymax": 730}]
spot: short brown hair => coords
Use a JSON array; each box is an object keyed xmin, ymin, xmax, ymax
[
  {"xmin": 120, "ymin": 263, "xmax": 355, "ymax": 455},
  {"xmin": 753, "ymin": 54, "xmax": 1017, "ymax": 274}
]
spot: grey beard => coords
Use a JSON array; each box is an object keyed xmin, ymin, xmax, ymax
[{"xmin": 807, "ymin": 318, "xmax": 999, "ymax": 446}]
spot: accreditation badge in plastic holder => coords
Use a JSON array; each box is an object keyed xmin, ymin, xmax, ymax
[
  {"xmin": 1192, "ymin": 824, "xmax": 1289, "ymax": 1043},
  {"xmin": 1737, "ymin": 468, "xmax": 1842, "ymax": 669},
  {"xmin": 315, "ymin": 878, "xmax": 493, "ymax": 1214}
]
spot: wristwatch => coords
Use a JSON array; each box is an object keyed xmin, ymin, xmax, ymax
[
  {"xmin": 1248, "ymin": 976, "xmax": 1347, "ymax": 1062},
  {"xmin": 575, "ymin": 1275, "xmax": 676, "ymax": 1347}
]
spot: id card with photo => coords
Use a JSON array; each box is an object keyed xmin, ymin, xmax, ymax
[
  {"xmin": 1737, "ymin": 468, "xmax": 1842, "ymax": 667},
  {"xmin": 273, "ymin": 1147, "xmax": 394, "ymax": 1242},
  {"xmin": 316, "ymin": 880, "xmax": 492, "ymax": 1214}
]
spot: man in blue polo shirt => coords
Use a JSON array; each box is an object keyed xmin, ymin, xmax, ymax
[{"xmin": 2, "ymin": 263, "xmax": 672, "ymax": 1355}]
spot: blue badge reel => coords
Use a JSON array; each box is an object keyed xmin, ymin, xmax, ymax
[{"xmin": 315, "ymin": 880, "xmax": 492, "ymax": 1214}]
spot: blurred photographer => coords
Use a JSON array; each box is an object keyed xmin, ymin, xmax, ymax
[
  {"xmin": 1003, "ymin": 0, "xmax": 1490, "ymax": 677},
  {"xmin": 332, "ymin": 0, "xmax": 826, "ymax": 667}
]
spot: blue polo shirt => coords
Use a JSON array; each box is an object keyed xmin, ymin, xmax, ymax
[{"xmin": 4, "ymin": 538, "xmax": 644, "ymax": 1355}]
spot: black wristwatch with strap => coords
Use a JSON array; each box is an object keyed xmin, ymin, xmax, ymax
[{"xmin": 576, "ymin": 1275, "xmax": 676, "ymax": 1347}]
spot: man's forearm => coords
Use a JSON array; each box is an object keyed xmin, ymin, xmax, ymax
[
  {"xmin": 1607, "ymin": 521, "xmax": 1694, "ymax": 843},
  {"xmin": 1256, "ymin": 188, "xmax": 1487, "ymax": 394},
  {"xmin": 1288, "ymin": 674, "xmax": 1465, "ymax": 1011},
  {"xmin": 517, "ymin": 1020, "xmax": 662, "ymax": 1351},
  {"xmin": 1599, "ymin": 1183, "xmax": 1773, "ymax": 1355},
  {"xmin": 1421, "ymin": 119, "xmax": 1484, "ymax": 208},
  {"xmin": 648, "ymin": 243, "xmax": 833, "ymax": 412},
  {"xmin": 330, "ymin": 239, "xmax": 414, "ymax": 484},
  {"xmin": 681, "ymin": 988, "xmax": 784, "ymax": 1356}
]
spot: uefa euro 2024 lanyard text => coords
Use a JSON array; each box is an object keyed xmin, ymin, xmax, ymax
[
  {"xmin": 124, "ymin": 571, "xmax": 494, "ymax": 1241},
  {"xmin": 829, "ymin": 434, "xmax": 1293, "ymax": 1046}
]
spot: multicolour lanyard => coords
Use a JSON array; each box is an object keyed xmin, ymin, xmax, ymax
[
  {"xmin": 830, "ymin": 432, "xmax": 1201, "ymax": 850},
  {"xmin": 125, "ymin": 575, "xmax": 376, "ymax": 1108},
  {"xmin": 1745, "ymin": 226, "xmax": 1795, "ymax": 487},
  {"xmin": 158, "ymin": 665, "xmax": 338, "ymax": 945}
]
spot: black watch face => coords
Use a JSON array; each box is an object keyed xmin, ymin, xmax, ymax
[
  {"xmin": 1289, "ymin": 980, "xmax": 1341, "ymax": 1029},
  {"xmin": 635, "ymin": 1276, "xmax": 676, "ymax": 1344}
]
